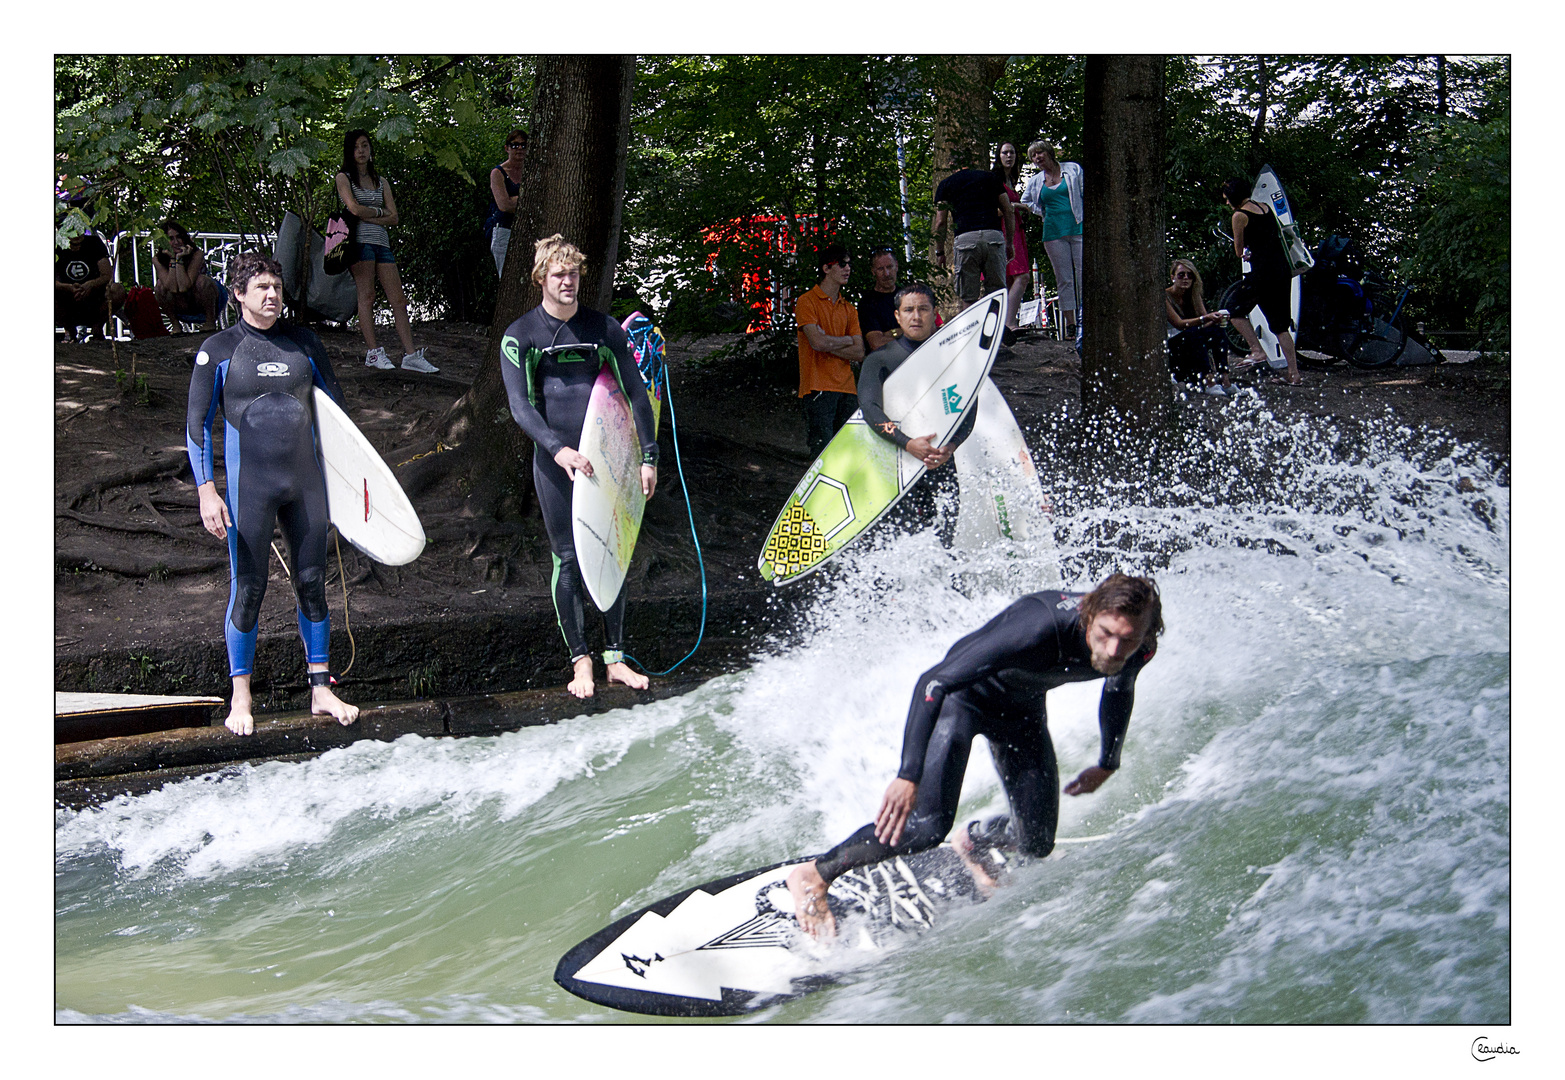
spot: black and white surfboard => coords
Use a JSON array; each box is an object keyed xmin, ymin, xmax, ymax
[{"xmin": 554, "ymin": 846, "xmax": 983, "ymax": 1017}]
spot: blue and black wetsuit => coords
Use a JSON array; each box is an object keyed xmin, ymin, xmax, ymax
[
  {"xmin": 186, "ymin": 319, "xmax": 345, "ymax": 677},
  {"xmin": 500, "ymin": 305, "xmax": 659, "ymax": 664},
  {"xmin": 857, "ymin": 335, "xmax": 976, "ymax": 546},
  {"xmin": 813, "ymin": 590, "xmax": 1156, "ymax": 883}
]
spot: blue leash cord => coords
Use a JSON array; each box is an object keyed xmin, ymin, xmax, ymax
[{"xmin": 626, "ymin": 366, "xmax": 707, "ymax": 676}]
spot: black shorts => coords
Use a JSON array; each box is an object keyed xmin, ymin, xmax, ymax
[{"xmin": 1223, "ymin": 274, "xmax": 1293, "ymax": 334}]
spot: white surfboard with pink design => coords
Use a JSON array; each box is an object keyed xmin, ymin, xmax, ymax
[{"xmin": 571, "ymin": 366, "xmax": 647, "ymax": 611}]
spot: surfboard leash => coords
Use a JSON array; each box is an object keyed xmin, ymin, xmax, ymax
[
  {"xmin": 269, "ymin": 534, "xmax": 356, "ymax": 680},
  {"xmin": 625, "ymin": 363, "xmax": 707, "ymax": 678},
  {"xmin": 332, "ymin": 530, "xmax": 357, "ymax": 678}
]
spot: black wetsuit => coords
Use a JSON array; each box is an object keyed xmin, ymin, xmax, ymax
[
  {"xmin": 857, "ymin": 335, "xmax": 976, "ymax": 547},
  {"xmin": 185, "ymin": 319, "xmax": 345, "ymax": 677},
  {"xmin": 813, "ymin": 590, "xmax": 1157, "ymax": 883},
  {"xmin": 500, "ymin": 305, "xmax": 659, "ymax": 664}
]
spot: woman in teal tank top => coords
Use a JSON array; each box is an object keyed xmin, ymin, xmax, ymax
[{"xmin": 1021, "ymin": 142, "xmax": 1085, "ymax": 343}]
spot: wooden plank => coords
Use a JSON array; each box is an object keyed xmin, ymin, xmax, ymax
[{"xmin": 55, "ymin": 692, "xmax": 224, "ymax": 744}]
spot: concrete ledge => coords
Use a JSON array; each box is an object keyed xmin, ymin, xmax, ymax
[{"xmin": 54, "ymin": 679, "xmax": 704, "ymax": 807}]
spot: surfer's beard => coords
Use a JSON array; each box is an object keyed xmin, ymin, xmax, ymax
[{"xmin": 1089, "ymin": 653, "xmax": 1127, "ymax": 676}]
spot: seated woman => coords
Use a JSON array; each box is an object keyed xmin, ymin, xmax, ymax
[
  {"xmin": 153, "ymin": 220, "xmax": 225, "ymax": 333},
  {"xmin": 1165, "ymin": 258, "xmax": 1231, "ymax": 397}
]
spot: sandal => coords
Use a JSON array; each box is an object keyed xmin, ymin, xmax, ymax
[{"xmin": 1267, "ymin": 375, "xmax": 1304, "ymax": 386}]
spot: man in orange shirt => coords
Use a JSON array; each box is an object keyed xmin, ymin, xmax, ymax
[{"xmin": 796, "ymin": 243, "xmax": 865, "ymax": 455}]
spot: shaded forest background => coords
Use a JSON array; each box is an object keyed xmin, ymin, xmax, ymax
[{"xmin": 55, "ymin": 54, "xmax": 1509, "ymax": 356}]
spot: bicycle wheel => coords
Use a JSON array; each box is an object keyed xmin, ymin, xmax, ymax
[
  {"xmin": 1223, "ymin": 320, "xmax": 1252, "ymax": 357},
  {"xmin": 1346, "ymin": 316, "xmax": 1409, "ymax": 370}
]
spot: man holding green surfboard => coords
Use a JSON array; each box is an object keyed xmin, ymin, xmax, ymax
[{"xmin": 858, "ymin": 283, "xmax": 974, "ymax": 545}]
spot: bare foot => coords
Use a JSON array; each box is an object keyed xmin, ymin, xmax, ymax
[
  {"xmin": 311, "ymin": 685, "xmax": 359, "ymax": 725},
  {"xmin": 953, "ymin": 823, "xmax": 998, "ymax": 897},
  {"xmin": 225, "ymin": 678, "xmax": 254, "ymax": 735},
  {"xmin": 224, "ymin": 703, "xmax": 255, "ymax": 736},
  {"xmin": 605, "ymin": 660, "xmax": 648, "ymax": 690},
  {"xmin": 785, "ymin": 861, "xmax": 836, "ymax": 940},
  {"xmin": 567, "ymin": 655, "xmax": 595, "ymax": 699}
]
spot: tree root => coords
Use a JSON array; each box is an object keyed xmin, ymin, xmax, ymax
[
  {"xmin": 56, "ymin": 542, "xmax": 224, "ymax": 577},
  {"xmin": 55, "ymin": 505, "xmax": 204, "ymax": 542},
  {"xmin": 64, "ymin": 454, "xmax": 189, "ymax": 509}
]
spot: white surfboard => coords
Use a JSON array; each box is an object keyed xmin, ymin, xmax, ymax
[
  {"xmin": 1243, "ymin": 165, "xmax": 1302, "ymax": 369},
  {"xmin": 312, "ymin": 388, "xmax": 425, "ymax": 566},
  {"xmin": 952, "ymin": 377, "xmax": 1049, "ymax": 547},
  {"xmin": 555, "ymin": 844, "xmax": 983, "ymax": 1017},
  {"xmin": 758, "ymin": 292, "xmax": 1005, "ymax": 584},
  {"xmin": 572, "ymin": 366, "xmax": 647, "ymax": 611}
]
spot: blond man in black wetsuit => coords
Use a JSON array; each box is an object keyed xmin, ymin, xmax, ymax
[
  {"xmin": 787, "ymin": 573, "xmax": 1163, "ymax": 938},
  {"xmin": 499, "ymin": 235, "xmax": 660, "ymax": 699}
]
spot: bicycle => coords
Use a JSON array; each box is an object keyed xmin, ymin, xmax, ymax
[{"xmin": 1335, "ymin": 270, "xmax": 1443, "ymax": 369}]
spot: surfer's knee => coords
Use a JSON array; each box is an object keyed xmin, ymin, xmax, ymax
[
  {"xmin": 294, "ymin": 566, "xmax": 329, "ymax": 623},
  {"xmin": 229, "ymin": 577, "xmax": 267, "ymax": 634}
]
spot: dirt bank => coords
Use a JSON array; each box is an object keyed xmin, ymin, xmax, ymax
[{"xmin": 55, "ymin": 322, "xmax": 1509, "ymax": 720}]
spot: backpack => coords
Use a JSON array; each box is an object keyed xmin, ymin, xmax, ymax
[
  {"xmin": 123, "ymin": 285, "xmax": 168, "ymax": 339},
  {"xmin": 622, "ymin": 311, "xmax": 666, "ymax": 433}
]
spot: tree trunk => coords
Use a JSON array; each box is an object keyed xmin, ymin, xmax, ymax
[
  {"xmin": 928, "ymin": 55, "xmax": 1008, "ymax": 312},
  {"xmin": 1248, "ymin": 56, "xmax": 1269, "ymax": 173},
  {"xmin": 1080, "ymin": 55, "xmax": 1171, "ymax": 435},
  {"xmin": 421, "ymin": 55, "xmax": 636, "ymax": 508}
]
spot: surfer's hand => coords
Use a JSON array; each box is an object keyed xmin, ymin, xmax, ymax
[
  {"xmin": 197, "ymin": 482, "xmax": 230, "ymax": 539},
  {"xmin": 875, "ymin": 778, "xmax": 917, "ymax": 846},
  {"xmin": 640, "ymin": 464, "xmax": 657, "ymax": 499},
  {"xmin": 555, "ymin": 446, "xmax": 593, "ymax": 479},
  {"xmin": 1064, "ymin": 765, "xmax": 1114, "ymax": 796},
  {"xmin": 925, "ymin": 444, "xmax": 954, "ymax": 470},
  {"xmin": 905, "ymin": 433, "xmax": 939, "ymax": 463}
]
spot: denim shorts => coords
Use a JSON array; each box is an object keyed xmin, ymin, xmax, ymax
[{"xmin": 358, "ymin": 242, "xmax": 396, "ymax": 264}]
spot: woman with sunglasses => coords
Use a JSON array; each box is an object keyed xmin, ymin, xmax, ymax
[
  {"xmin": 486, "ymin": 128, "xmax": 528, "ymax": 277},
  {"xmin": 1165, "ymin": 258, "xmax": 1231, "ymax": 397}
]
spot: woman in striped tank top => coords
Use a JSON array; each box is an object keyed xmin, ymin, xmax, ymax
[{"xmin": 334, "ymin": 129, "xmax": 436, "ymax": 373}]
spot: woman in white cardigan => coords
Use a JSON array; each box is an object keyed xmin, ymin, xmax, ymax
[{"xmin": 1020, "ymin": 141, "xmax": 1084, "ymax": 346}]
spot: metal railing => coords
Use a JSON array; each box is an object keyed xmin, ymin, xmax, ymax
[{"xmin": 93, "ymin": 230, "xmax": 276, "ymax": 339}]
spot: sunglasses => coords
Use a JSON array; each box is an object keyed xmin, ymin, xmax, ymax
[{"xmin": 507, "ymin": 142, "xmax": 527, "ymax": 150}]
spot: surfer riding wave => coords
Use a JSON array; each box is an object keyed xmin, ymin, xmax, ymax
[{"xmin": 786, "ymin": 573, "xmax": 1163, "ymax": 938}]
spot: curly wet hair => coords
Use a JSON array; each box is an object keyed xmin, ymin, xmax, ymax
[
  {"xmin": 1079, "ymin": 573, "xmax": 1164, "ymax": 639},
  {"xmin": 228, "ymin": 250, "xmax": 284, "ymax": 296}
]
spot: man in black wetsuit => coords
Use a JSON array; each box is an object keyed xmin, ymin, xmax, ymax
[
  {"xmin": 786, "ymin": 573, "xmax": 1163, "ymax": 937},
  {"xmin": 500, "ymin": 234, "xmax": 660, "ymax": 699},
  {"xmin": 858, "ymin": 283, "xmax": 974, "ymax": 546},
  {"xmin": 186, "ymin": 252, "xmax": 359, "ymax": 735}
]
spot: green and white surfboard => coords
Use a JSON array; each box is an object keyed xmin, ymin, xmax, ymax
[{"xmin": 758, "ymin": 292, "xmax": 1005, "ymax": 585}]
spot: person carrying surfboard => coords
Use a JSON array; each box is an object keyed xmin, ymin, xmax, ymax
[
  {"xmin": 786, "ymin": 573, "xmax": 1163, "ymax": 938},
  {"xmin": 500, "ymin": 235, "xmax": 660, "ymax": 699},
  {"xmin": 186, "ymin": 251, "xmax": 361, "ymax": 736},
  {"xmin": 858, "ymin": 282, "xmax": 975, "ymax": 546},
  {"xmin": 1220, "ymin": 177, "xmax": 1302, "ymax": 385}
]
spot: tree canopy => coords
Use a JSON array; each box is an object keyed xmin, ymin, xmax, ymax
[{"xmin": 55, "ymin": 54, "xmax": 1509, "ymax": 351}]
